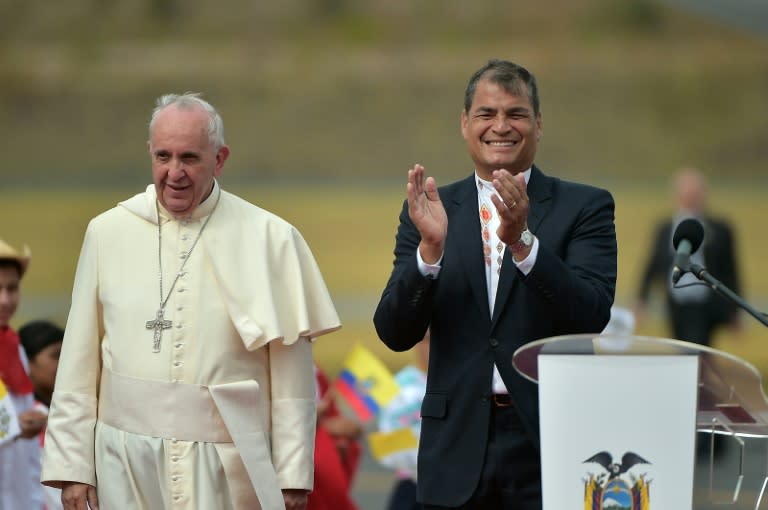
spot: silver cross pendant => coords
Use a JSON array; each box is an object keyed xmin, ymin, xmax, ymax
[{"xmin": 146, "ymin": 308, "xmax": 172, "ymax": 353}]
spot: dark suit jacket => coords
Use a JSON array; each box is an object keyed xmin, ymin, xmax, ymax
[
  {"xmin": 637, "ymin": 215, "xmax": 740, "ymax": 337},
  {"xmin": 373, "ymin": 166, "xmax": 617, "ymax": 507}
]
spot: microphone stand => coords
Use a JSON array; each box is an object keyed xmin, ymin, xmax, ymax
[{"xmin": 686, "ymin": 262, "xmax": 768, "ymax": 327}]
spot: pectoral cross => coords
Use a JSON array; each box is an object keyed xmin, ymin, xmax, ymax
[{"xmin": 146, "ymin": 308, "xmax": 172, "ymax": 353}]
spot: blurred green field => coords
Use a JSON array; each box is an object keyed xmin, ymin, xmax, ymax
[{"xmin": 2, "ymin": 183, "xmax": 767, "ymax": 377}]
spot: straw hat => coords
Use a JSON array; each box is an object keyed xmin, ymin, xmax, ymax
[{"xmin": 0, "ymin": 238, "xmax": 31, "ymax": 277}]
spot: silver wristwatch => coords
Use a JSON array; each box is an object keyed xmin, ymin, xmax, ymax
[{"xmin": 510, "ymin": 228, "xmax": 534, "ymax": 254}]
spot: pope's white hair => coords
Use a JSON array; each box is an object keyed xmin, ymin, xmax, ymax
[{"xmin": 148, "ymin": 92, "xmax": 225, "ymax": 149}]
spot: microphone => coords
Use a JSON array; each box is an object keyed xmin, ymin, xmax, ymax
[{"xmin": 671, "ymin": 218, "xmax": 705, "ymax": 284}]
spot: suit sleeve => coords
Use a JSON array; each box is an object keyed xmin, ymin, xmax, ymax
[
  {"xmin": 523, "ymin": 187, "xmax": 617, "ymax": 333},
  {"xmin": 373, "ymin": 200, "xmax": 434, "ymax": 351}
]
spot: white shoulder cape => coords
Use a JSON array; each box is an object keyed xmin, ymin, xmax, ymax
[{"xmin": 119, "ymin": 183, "xmax": 341, "ymax": 350}]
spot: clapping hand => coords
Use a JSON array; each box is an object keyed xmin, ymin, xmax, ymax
[{"xmin": 407, "ymin": 164, "xmax": 448, "ymax": 264}]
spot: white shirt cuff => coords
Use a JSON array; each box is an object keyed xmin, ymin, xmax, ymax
[
  {"xmin": 512, "ymin": 236, "xmax": 539, "ymax": 275},
  {"xmin": 416, "ymin": 248, "xmax": 443, "ymax": 278}
]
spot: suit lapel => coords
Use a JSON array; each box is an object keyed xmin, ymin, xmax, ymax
[
  {"xmin": 452, "ymin": 175, "xmax": 489, "ymax": 315},
  {"xmin": 491, "ymin": 166, "xmax": 554, "ymax": 326}
]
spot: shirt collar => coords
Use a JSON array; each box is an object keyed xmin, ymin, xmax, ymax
[{"xmin": 476, "ymin": 167, "xmax": 532, "ymax": 193}]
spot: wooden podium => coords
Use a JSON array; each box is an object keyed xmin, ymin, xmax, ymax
[{"xmin": 513, "ymin": 334, "xmax": 768, "ymax": 509}]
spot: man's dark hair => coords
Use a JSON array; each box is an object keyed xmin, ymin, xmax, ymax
[
  {"xmin": 0, "ymin": 258, "xmax": 22, "ymax": 277},
  {"xmin": 463, "ymin": 59, "xmax": 540, "ymax": 117}
]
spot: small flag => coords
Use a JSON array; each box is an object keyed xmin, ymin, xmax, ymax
[
  {"xmin": 0, "ymin": 380, "xmax": 20, "ymax": 446},
  {"xmin": 378, "ymin": 365, "xmax": 427, "ymax": 433},
  {"xmin": 368, "ymin": 428, "xmax": 419, "ymax": 475},
  {"xmin": 334, "ymin": 344, "xmax": 399, "ymax": 422}
]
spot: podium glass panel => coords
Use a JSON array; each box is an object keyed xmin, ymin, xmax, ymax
[{"xmin": 513, "ymin": 334, "xmax": 768, "ymax": 437}]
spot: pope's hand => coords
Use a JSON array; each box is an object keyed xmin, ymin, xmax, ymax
[
  {"xmin": 61, "ymin": 482, "xmax": 99, "ymax": 510},
  {"xmin": 283, "ymin": 488, "xmax": 309, "ymax": 510}
]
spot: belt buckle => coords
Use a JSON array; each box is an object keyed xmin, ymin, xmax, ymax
[{"xmin": 492, "ymin": 394, "xmax": 513, "ymax": 408}]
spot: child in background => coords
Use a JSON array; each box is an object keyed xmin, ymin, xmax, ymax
[
  {"xmin": 19, "ymin": 320, "xmax": 65, "ymax": 510},
  {"xmin": 19, "ymin": 320, "xmax": 63, "ymax": 411},
  {"xmin": 0, "ymin": 238, "xmax": 47, "ymax": 510},
  {"xmin": 308, "ymin": 363, "xmax": 363, "ymax": 510}
]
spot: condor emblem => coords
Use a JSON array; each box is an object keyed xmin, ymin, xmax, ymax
[{"xmin": 583, "ymin": 451, "xmax": 651, "ymax": 510}]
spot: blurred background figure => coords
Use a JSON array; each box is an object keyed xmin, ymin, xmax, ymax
[
  {"xmin": 635, "ymin": 167, "xmax": 742, "ymax": 347},
  {"xmin": 309, "ymin": 363, "xmax": 364, "ymax": 510},
  {"xmin": 634, "ymin": 167, "xmax": 742, "ymax": 459},
  {"xmin": 19, "ymin": 320, "xmax": 65, "ymax": 510},
  {"xmin": 0, "ymin": 239, "xmax": 47, "ymax": 510}
]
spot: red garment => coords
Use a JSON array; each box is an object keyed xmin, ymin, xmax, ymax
[
  {"xmin": 0, "ymin": 327, "xmax": 33, "ymax": 395},
  {"xmin": 307, "ymin": 366, "xmax": 361, "ymax": 510}
]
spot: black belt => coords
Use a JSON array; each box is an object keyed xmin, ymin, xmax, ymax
[{"xmin": 492, "ymin": 393, "xmax": 513, "ymax": 408}]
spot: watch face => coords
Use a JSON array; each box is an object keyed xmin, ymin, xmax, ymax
[{"xmin": 521, "ymin": 229, "xmax": 533, "ymax": 246}]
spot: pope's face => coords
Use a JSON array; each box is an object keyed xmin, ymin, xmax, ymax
[
  {"xmin": 460, "ymin": 79, "xmax": 542, "ymax": 180},
  {"xmin": 149, "ymin": 105, "xmax": 229, "ymax": 218},
  {"xmin": 0, "ymin": 265, "xmax": 21, "ymax": 328}
]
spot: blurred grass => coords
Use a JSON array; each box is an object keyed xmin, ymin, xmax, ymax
[
  {"xmin": 2, "ymin": 183, "xmax": 767, "ymax": 377},
  {"xmin": 0, "ymin": 0, "xmax": 767, "ymax": 189}
]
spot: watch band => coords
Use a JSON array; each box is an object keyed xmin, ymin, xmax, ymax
[{"xmin": 510, "ymin": 229, "xmax": 533, "ymax": 254}]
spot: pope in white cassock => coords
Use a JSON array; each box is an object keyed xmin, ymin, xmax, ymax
[{"xmin": 41, "ymin": 93, "xmax": 341, "ymax": 510}]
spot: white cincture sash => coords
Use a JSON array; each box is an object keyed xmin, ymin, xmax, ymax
[{"xmin": 98, "ymin": 368, "xmax": 286, "ymax": 510}]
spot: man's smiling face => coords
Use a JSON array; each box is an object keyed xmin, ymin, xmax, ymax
[{"xmin": 460, "ymin": 78, "xmax": 542, "ymax": 180}]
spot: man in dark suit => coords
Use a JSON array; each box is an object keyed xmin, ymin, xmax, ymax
[
  {"xmin": 373, "ymin": 59, "xmax": 617, "ymax": 509},
  {"xmin": 636, "ymin": 167, "xmax": 741, "ymax": 347},
  {"xmin": 636, "ymin": 168, "xmax": 741, "ymax": 460}
]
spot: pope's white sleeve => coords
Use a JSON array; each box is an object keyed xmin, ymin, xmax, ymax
[
  {"xmin": 41, "ymin": 222, "xmax": 103, "ymax": 488},
  {"xmin": 268, "ymin": 336, "xmax": 316, "ymax": 490}
]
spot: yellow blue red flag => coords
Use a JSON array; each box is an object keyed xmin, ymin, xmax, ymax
[{"xmin": 334, "ymin": 343, "xmax": 399, "ymax": 422}]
